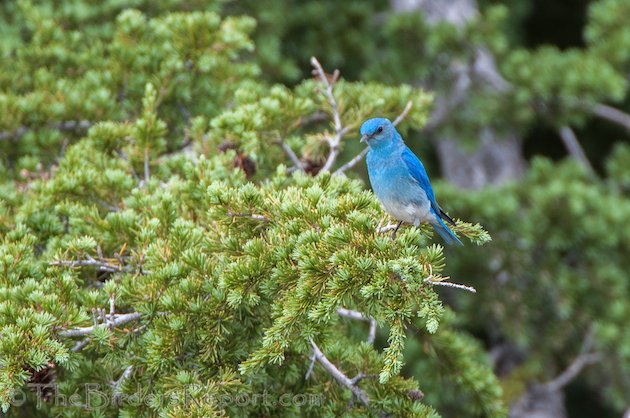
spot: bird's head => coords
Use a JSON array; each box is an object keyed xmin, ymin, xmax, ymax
[{"xmin": 360, "ymin": 118, "xmax": 395, "ymax": 149}]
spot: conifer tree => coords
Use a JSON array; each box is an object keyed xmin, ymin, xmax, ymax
[{"xmin": 0, "ymin": 3, "xmax": 502, "ymax": 417}]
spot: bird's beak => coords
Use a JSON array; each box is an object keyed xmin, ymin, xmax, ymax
[{"xmin": 360, "ymin": 134, "xmax": 369, "ymax": 144}]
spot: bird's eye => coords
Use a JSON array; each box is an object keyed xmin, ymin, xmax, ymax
[{"xmin": 376, "ymin": 127, "xmax": 383, "ymax": 133}]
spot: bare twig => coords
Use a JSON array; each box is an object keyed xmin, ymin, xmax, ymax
[
  {"xmin": 424, "ymin": 278, "xmax": 477, "ymax": 293},
  {"xmin": 310, "ymin": 340, "xmax": 370, "ymax": 406},
  {"xmin": 58, "ymin": 312, "xmax": 142, "ymax": 338},
  {"xmin": 336, "ymin": 308, "xmax": 368, "ymax": 321},
  {"xmin": 392, "ymin": 101, "xmax": 413, "ymax": 127},
  {"xmin": 590, "ymin": 103, "xmax": 630, "ymax": 134},
  {"xmin": 305, "ymin": 352, "xmax": 317, "ymax": 380},
  {"xmin": 335, "ymin": 148, "xmax": 369, "ymax": 175},
  {"xmin": 311, "ymin": 57, "xmax": 348, "ymax": 174},
  {"xmin": 279, "ymin": 141, "xmax": 305, "ymax": 171},
  {"xmin": 111, "ymin": 365, "xmax": 134, "ymax": 396},
  {"xmin": 423, "ymin": 265, "xmax": 476, "ymax": 293},
  {"xmin": 71, "ymin": 338, "xmax": 91, "ymax": 352},
  {"xmin": 334, "ymin": 101, "xmax": 413, "ymax": 175},
  {"xmin": 558, "ymin": 126, "xmax": 595, "ymax": 175},
  {"xmin": 337, "ymin": 308, "xmax": 378, "ymax": 345}
]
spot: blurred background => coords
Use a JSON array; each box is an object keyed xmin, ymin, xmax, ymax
[{"xmin": 2, "ymin": 0, "xmax": 630, "ymax": 417}]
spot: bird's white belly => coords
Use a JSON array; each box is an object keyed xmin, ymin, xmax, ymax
[{"xmin": 380, "ymin": 198, "xmax": 434, "ymax": 226}]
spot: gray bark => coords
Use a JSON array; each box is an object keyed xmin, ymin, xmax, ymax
[{"xmin": 391, "ymin": 0, "xmax": 526, "ymax": 189}]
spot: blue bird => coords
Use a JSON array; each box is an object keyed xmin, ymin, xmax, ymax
[{"xmin": 361, "ymin": 118, "xmax": 463, "ymax": 246}]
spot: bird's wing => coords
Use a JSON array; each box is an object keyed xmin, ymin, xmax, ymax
[{"xmin": 401, "ymin": 147, "xmax": 441, "ymax": 216}]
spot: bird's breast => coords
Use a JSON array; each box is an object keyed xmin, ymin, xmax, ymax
[{"xmin": 366, "ymin": 153, "xmax": 433, "ymax": 224}]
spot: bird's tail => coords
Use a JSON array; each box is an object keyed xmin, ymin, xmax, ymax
[{"xmin": 433, "ymin": 217, "xmax": 463, "ymax": 246}]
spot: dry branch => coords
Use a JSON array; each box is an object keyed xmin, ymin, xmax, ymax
[
  {"xmin": 309, "ymin": 340, "xmax": 370, "ymax": 406},
  {"xmin": 58, "ymin": 312, "xmax": 142, "ymax": 338}
]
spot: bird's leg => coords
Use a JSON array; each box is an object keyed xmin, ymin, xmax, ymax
[{"xmin": 391, "ymin": 220, "xmax": 403, "ymax": 240}]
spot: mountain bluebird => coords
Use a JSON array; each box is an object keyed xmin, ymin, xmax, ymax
[{"xmin": 361, "ymin": 117, "xmax": 463, "ymax": 245}]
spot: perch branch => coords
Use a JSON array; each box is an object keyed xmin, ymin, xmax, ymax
[{"xmin": 376, "ymin": 223, "xmax": 400, "ymax": 234}]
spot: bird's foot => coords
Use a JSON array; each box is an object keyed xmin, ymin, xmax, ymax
[{"xmin": 391, "ymin": 221, "xmax": 403, "ymax": 240}]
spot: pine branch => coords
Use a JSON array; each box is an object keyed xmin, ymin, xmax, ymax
[
  {"xmin": 309, "ymin": 340, "xmax": 370, "ymax": 406},
  {"xmin": 335, "ymin": 101, "xmax": 413, "ymax": 175}
]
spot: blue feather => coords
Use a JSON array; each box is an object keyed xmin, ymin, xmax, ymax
[{"xmin": 361, "ymin": 117, "xmax": 463, "ymax": 246}]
